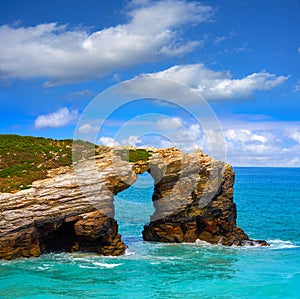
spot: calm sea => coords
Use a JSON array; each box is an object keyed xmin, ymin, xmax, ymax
[{"xmin": 1, "ymin": 167, "xmax": 299, "ymax": 298}]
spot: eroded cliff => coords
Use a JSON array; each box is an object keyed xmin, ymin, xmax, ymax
[{"xmin": 0, "ymin": 146, "xmax": 268, "ymax": 260}]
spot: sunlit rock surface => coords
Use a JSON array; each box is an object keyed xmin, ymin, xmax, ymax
[{"xmin": 0, "ymin": 147, "xmax": 268, "ymax": 260}]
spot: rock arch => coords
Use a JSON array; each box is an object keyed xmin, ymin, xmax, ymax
[{"xmin": 0, "ymin": 147, "xmax": 268, "ymax": 260}]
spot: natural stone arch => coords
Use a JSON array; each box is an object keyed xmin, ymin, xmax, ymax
[{"xmin": 0, "ymin": 147, "xmax": 268, "ymax": 260}]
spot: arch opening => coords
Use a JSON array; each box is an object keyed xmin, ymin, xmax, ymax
[
  {"xmin": 114, "ymin": 171, "xmax": 154, "ymax": 243},
  {"xmin": 37, "ymin": 220, "xmax": 78, "ymax": 253}
]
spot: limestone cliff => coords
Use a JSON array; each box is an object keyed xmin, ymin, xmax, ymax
[{"xmin": 0, "ymin": 146, "xmax": 268, "ymax": 260}]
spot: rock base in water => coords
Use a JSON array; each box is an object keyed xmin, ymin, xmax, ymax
[
  {"xmin": 0, "ymin": 146, "xmax": 268, "ymax": 260},
  {"xmin": 0, "ymin": 211, "xmax": 126, "ymax": 260}
]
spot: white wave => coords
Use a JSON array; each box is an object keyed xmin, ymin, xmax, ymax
[
  {"xmin": 93, "ymin": 262, "xmax": 123, "ymax": 268},
  {"xmin": 124, "ymin": 249, "xmax": 136, "ymax": 256},
  {"xmin": 71, "ymin": 257, "xmax": 97, "ymax": 263},
  {"xmin": 37, "ymin": 266, "xmax": 50, "ymax": 270},
  {"xmin": 268, "ymin": 239, "xmax": 299, "ymax": 249},
  {"xmin": 79, "ymin": 265, "xmax": 97, "ymax": 269},
  {"xmin": 192, "ymin": 238, "xmax": 300, "ymax": 250},
  {"xmin": 195, "ymin": 239, "xmax": 212, "ymax": 246},
  {"xmin": 239, "ymin": 241, "xmax": 262, "ymax": 248}
]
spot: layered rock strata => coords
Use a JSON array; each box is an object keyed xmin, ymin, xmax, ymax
[{"xmin": 0, "ymin": 147, "xmax": 268, "ymax": 260}]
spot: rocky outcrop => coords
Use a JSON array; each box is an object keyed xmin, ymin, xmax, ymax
[{"xmin": 0, "ymin": 147, "xmax": 268, "ymax": 260}]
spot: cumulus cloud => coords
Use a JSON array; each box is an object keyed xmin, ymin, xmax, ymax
[
  {"xmin": 153, "ymin": 122, "xmax": 300, "ymax": 166},
  {"xmin": 155, "ymin": 116, "xmax": 208, "ymax": 152},
  {"xmin": 97, "ymin": 115, "xmax": 207, "ymax": 152},
  {"xmin": 78, "ymin": 123, "xmax": 99, "ymax": 134},
  {"xmin": 99, "ymin": 137, "xmax": 120, "ymax": 147},
  {"xmin": 0, "ymin": 1, "xmax": 213, "ymax": 85},
  {"xmin": 219, "ymin": 119, "xmax": 300, "ymax": 167},
  {"xmin": 96, "ymin": 115, "xmax": 300, "ymax": 167},
  {"xmin": 289, "ymin": 130, "xmax": 300, "ymax": 144},
  {"xmin": 224, "ymin": 129, "xmax": 269, "ymax": 144},
  {"xmin": 99, "ymin": 135, "xmax": 141, "ymax": 146},
  {"xmin": 224, "ymin": 129, "xmax": 276, "ymax": 155},
  {"xmin": 34, "ymin": 107, "xmax": 78, "ymax": 128},
  {"xmin": 139, "ymin": 64, "xmax": 288, "ymax": 101},
  {"xmin": 293, "ymin": 80, "xmax": 300, "ymax": 92},
  {"xmin": 126, "ymin": 135, "xmax": 142, "ymax": 146},
  {"xmin": 156, "ymin": 117, "xmax": 184, "ymax": 129}
]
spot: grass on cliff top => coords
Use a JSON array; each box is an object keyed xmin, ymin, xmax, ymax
[
  {"xmin": 0, "ymin": 135, "xmax": 152, "ymax": 193},
  {"xmin": 0, "ymin": 134, "xmax": 95, "ymax": 193},
  {"xmin": 114, "ymin": 148, "xmax": 152, "ymax": 162}
]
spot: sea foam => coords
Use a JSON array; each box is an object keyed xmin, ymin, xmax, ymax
[{"xmin": 268, "ymin": 239, "xmax": 299, "ymax": 250}]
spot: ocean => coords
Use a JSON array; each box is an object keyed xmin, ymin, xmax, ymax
[{"xmin": 1, "ymin": 167, "xmax": 300, "ymax": 298}]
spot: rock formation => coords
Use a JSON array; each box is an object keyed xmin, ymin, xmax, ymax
[{"xmin": 0, "ymin": 147, "xmax": 268, "ymax": 260}]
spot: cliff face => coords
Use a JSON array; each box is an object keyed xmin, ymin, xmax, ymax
[{"xmin": 0, "ymin": 147, "xmax": 268, "ymax": 260}]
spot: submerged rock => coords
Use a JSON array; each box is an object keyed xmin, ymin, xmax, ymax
[{"xmin": 0, "ymin": 147, "xmax": 268, "ymax": 260}]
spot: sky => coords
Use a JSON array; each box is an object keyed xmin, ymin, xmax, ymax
[{"xmin": 0, "ymin": 0, "xmax": 299, "ymax": 166}]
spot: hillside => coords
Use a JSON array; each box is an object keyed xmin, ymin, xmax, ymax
[
  {"xmin": 0, "ymin": 134, "xmax": 154, "ymax": 193},
  {"xmin": 0, "ymin": 134, "xmax": 76, "ymax": 193}
]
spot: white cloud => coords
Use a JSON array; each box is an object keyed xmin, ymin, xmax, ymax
[
  {"xmin": 293, "ymin": 80, "xmax": 300, "ymax": 92},
  {"xmin": 153, "ymin": 120, "xmax": 300, "ymax": 166},
  {"xmin": 224, "ymin": 129, "xmax": 268, "ymax": 144},
  {"xmin": 34, "ymin": 107, "xmax": 78, "ymax": 128},
  {"xmin": 99, "ymin": 137, "xmax": 120, "ymax": 147},
  {"xmin": 155, "ymin": 116, "xmax": 207, "ymax": 152},
  {"xmin": 126, "ymin": 135, "xmax": 142, "ymax": 146},
  {"xmin": 225, "ymin": 135, "xmax": 272, "ymax": 162},
  {"xmin": 225, "ymin": 129, "xmax": 251, "ymax": 143},
  {"xmin": 95, "ymin": 116, "xmax": 300, "ymax": 167},
  {"xmin": 159, "ymin": 41, "xmax": 201, "ymax": 56},
  {"xmin": 289, "ymin": 130, "xmax": 300, "ymax": 144},
  {"xmin": 214, "ymin": 32, "xmax": 235, "ymax": 45},
  {"xmin": 67, "ymin": 89, "xmax": 95, "ymax": 99},
  {"xmin": 78, "ymin": 123, "xmax": 99, "ymax": 134},
  {"xmin": 97, "ymin": 115, "xmax": 206, "ymax": 152},
  {"xmin": 219, "ymin": 119, "xmax": 300, "ymax": 167},
  {"xmin": 214, "ymin": 35, "xmax": 229, "ymax": 45},
  {"xmin": 99, "ymin": 135, "xmax": 142, "ymax": 147},
  {"xmin": 189, "ymin": 124, "xmax": 201, "ymax": 139},
  {"xmin": 160, "ymin": 139, "xmax": 175, "ymax": 148},
  {"xmin": 140, "ymin": 64, "xmax": 288, "ymax": 101},
  {"xmin": 156, "ymin": 117, "xmax": 184, "ymax": 130},
  {"xmin": 224, "ymin": 129, "xmax": 275, "ymax": 155},
  {"xmin": 0, "ymin": 1, "xmax": 213, "ymax": 85}
]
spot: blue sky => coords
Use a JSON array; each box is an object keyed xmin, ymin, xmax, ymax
[{"xmin": 0, "ymin": 0, "xmax": 299, "ymax": 166}]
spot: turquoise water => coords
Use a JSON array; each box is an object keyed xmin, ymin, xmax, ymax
[{"xmin": 1, "ymin": 168, "xmax": 300, "ymax": 298}]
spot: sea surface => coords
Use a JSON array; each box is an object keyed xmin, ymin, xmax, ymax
[{"xmin": 1, "ymin": 167, "xmax": 300, "ymax": 298}]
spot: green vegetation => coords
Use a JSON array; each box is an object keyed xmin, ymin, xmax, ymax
[
  {"xmin": 114, "ymin": 148, "xmax": 152, "ymax": 162},
  {"xmin": 0, "ymin": 134, "xmax": 101, "ymax": 192},
  {"xmin": 0, "ymin": 134, "xmax": 74, "ymax": 193},
  {"xmin": 0, "ymin": 135, "xmax": 151, "ymax": 193},
  {"xmin": 0, "ymin": 134, "xmax": 97, "ymax": 193},
  {"xmin": 128, "ymin": 149, "xmax": 152, "ymax": 162}
]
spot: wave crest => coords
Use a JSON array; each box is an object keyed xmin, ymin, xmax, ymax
[{"xmin": 268, "ymin": 239, "xmax": 299, "ymax": 249}]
